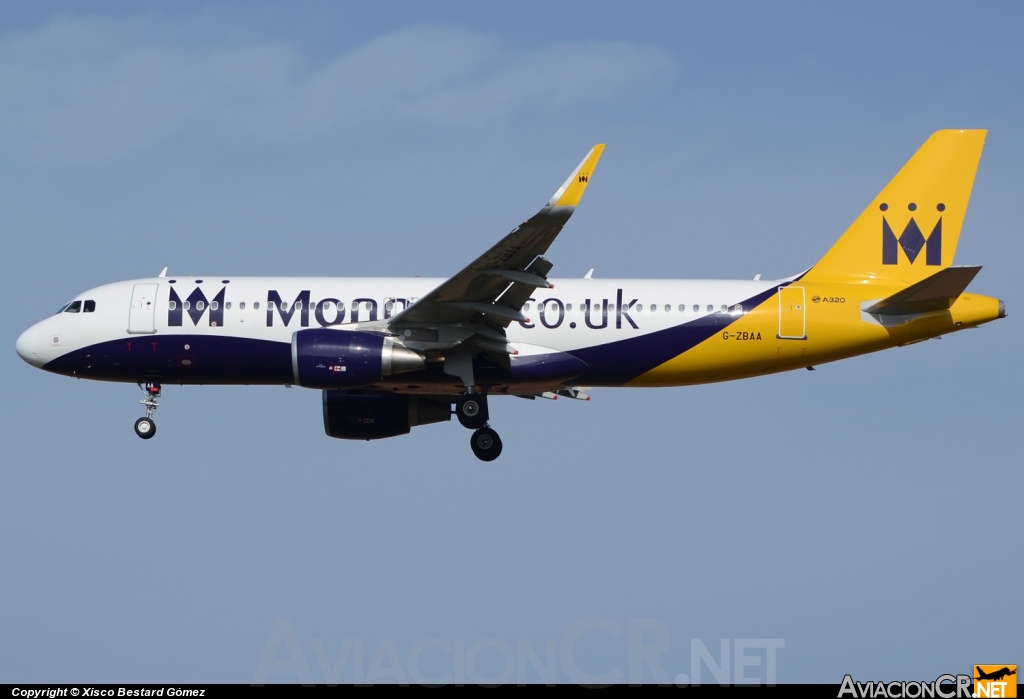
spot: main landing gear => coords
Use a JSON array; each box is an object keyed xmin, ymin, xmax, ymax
[
  {"xmin": 470, "ymin": 426, "xmax": 502, "ymax": 461},
  {"xmin": 455, "ymin": 393, "xmax": 488, "ymax": 429},
  {"xmin": 134, "ymin": 382, "xmax": 160, "ymax": 440},
  {"xmin": 456, "ymin": 393, "xmax": 502, "ymax": 461}
]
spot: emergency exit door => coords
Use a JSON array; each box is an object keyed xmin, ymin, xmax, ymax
[
  {"xmin": 128, "ymin": 283, "xmax": 159, "ymax": 334},
  {"xmin": 777, "ymin": 286, "xmax": 806, "ymax": 340}
]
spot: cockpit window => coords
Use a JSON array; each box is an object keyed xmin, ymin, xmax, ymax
[
  {"xmin": 64, "ymin": 301, "xmax": 82, "ymax": 313},
  {"xmin": 83, "ymin": 300, "xmax": 96, "ymax": 313}
]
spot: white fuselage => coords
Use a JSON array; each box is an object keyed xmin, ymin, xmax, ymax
[{"xmin": 17, "ymin": 275, "xmax": 775, "ymax": 390}]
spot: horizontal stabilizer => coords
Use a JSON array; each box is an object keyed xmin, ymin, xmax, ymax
[{"xmin": 865, "ymin": 265, "xmax": 982, "ymax": 315}]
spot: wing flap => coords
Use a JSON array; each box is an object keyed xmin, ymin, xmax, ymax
[
  {"xmin": 483, "ymin": 269, "xmax": 554, "ymax": 288},
  {"xmin": 446, "ymin": 301, "xmax": 528, "ymax": 324}
]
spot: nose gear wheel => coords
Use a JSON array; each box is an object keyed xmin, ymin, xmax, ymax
[{"xmin": 134, "ymin": 417, "xmax": 156, "ymax": 439}]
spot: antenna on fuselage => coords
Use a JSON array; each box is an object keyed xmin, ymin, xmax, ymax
[
  {"xmin": 158, "ymin": 267, "xmax": 168, "ymax": 278},
  {"xmin": 584, "ymin": 268, "xmax": 594, "ymax": 280}
]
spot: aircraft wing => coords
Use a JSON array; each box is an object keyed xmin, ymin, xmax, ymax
[{"xmin": 389, "ymin": 144, "xmax": 605, "ymax": 335}]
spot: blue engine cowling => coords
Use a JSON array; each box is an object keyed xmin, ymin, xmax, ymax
[
  {"xmin": 323, "ymin": 391, "xmax": 451, "ymax": 440},
  {"xmin": 292, "ymin": 329, "xmax": 425, "ymax": 389}
]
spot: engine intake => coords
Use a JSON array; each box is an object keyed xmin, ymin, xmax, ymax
[
  {"xmin": 292, "ymin": 329, "xmax": 425, "ymax": 389},
  {"xmin": 323, "ymin": 391, "xmax": 451, "ymax": 440}
]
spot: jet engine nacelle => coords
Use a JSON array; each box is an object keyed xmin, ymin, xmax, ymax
[
  {"xmin": 292, "ymin": 329, "xmax": 425, "ymax": 389},
  {"xmin": 322, "ymin": 391, "xmax": 451, "ymax": 440}
]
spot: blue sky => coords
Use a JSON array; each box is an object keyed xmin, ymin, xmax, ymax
[{"xmin": 1, "ymin": 2, "xmax": 1021, "ymax": 684}]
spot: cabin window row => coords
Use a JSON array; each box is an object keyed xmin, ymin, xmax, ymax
[
  {"xmin": 164, "ymin": 300, "xmax": 392, "ymax": 312},
  {"xmin": 161, "ymin": 298, "xmax": 745, "ymax": 316},
  {"xmin": 521, "ymin": 302, "xmax": 744, "ymax": 314},
  {"xmin": 55, "ymin": 297, "xmax": 745, "ymax": 316}
]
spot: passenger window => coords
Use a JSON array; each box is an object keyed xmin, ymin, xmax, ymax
[
  {"xmin": 566, "ymin": 303, "xmax": 572, "ymax": 311},
  {"xmin": 678, "ymin": 304, "xmax": 685, "ymax": 312},
  {"xmin": 524, "ymin": 303, "xmax": 531, "ymax": 311},
  {"xmin": 210, "ymin": 301, "xmax": 219, "ymax": 311},
  {"xmin": 168, "ymin": 300, "xmax": 177, "ymax": 311},
  {"xmin": 735, "ymin": 304, "xmax": 743, "ymax": 314},
  {"xmin": 721, "ymin": 305, "xmax": 727, "ymax": 312},
  {"xmin": 693, "ymin": 304, "xmax": 699, "ymax": 313},
  {"xmin": 280, "ymin": 301, "xmax": 287, "ymax": 311},
  {"xmin": 183, "ymin": 301, "xmax": 191, "ymax": 311},
  {"xmin": 268, "ymin": 301, "xmax": 275, "ymax": 310},
  {"xmin": 707, "ymin": 304, "xmax": 713, "ymax": 312},
  {"xmin": 64, "ymin": 301, "xmax": 82, "ymax": 313},
  {"xmin": 225, "ymin": 302, "xmax": 232, "ymax": 310},
  {"xmin": 636, "ymin": 304, "xmax": 643, "ymax": 312},
  {"xmin": 650, "ymin": 304, "xmax": 657, "ymax": 312},
  {"xmin": 239, "ymin": 302, "xmax": 246, "ymax": 310},
  {"xmin": 83, "ymin": 300, "xmax": 96, "ymax": 312},
  {"xmin": 196, "ymin": 300, "xmax": 205, "ymax": 311},
  {"xmin": 385, "ymin": 301, "xmax": 394, "ymax": 312},
  {"xmin": 254, "ymin": 302, "xmax": 260, "ymax": 310},
  {"xmin": 295, "ymin": 301, "xmax": 302, "ymax": 310},
  {"xmin": 664, "ymin": 304, "xmax": 670, "ymax": 312}
]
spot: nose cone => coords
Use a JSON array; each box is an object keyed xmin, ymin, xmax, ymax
[{"xmin": 16, "ymin": 324, "xmax": 44, "ymax": 368}]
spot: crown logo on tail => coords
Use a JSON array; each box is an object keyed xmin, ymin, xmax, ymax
[{"xmin": 881, "ymin": 202, "xmax": 944, "ymax": 266}]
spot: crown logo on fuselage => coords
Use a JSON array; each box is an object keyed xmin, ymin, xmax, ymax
[{"xmin": 881, "ymin": 202, "xmax": 944, "ymax": 266}]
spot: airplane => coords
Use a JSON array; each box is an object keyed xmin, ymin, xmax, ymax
[
  {"xmin": 15, "ymin": 130, "xmax": 1005, "ymax": 461},
  {"xmin": 975, "ymin": 667, "xmax": 1016, "ymax": 682}
]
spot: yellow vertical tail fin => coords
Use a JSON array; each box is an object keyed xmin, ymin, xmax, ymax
[{"xmin": 803, "ymin": 130, "xmax": 986, "ymax": 286}]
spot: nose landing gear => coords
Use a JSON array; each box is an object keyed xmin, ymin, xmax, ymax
[
  {"xmin": 134, "ymin": 417, "xmax": 155, "ymax": 439},
  {"xmin": 135, "ymin": 382, "xmax": 160, "ymax": 440}
]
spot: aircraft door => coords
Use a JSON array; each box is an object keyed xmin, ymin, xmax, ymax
[
  {"xmin": 128, "ymin": 283, "xmax": 159, "ymax": 334},
  {"xmin": 777, "ymin": 286, "xmax": 806, "ymax": 340}
]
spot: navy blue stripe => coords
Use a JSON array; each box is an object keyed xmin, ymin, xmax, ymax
[
  {"xmin": 43, "ymin": 335, "xmax": 293, "ymax": 384},
  {"xmin": 570, "ymin": 285, "xmax": 782, "ymax": 385}
]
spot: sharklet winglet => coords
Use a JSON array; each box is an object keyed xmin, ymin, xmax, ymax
[{"xmin": 546, "ymin": 145, "xmax": 605, "ymax": 209}]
